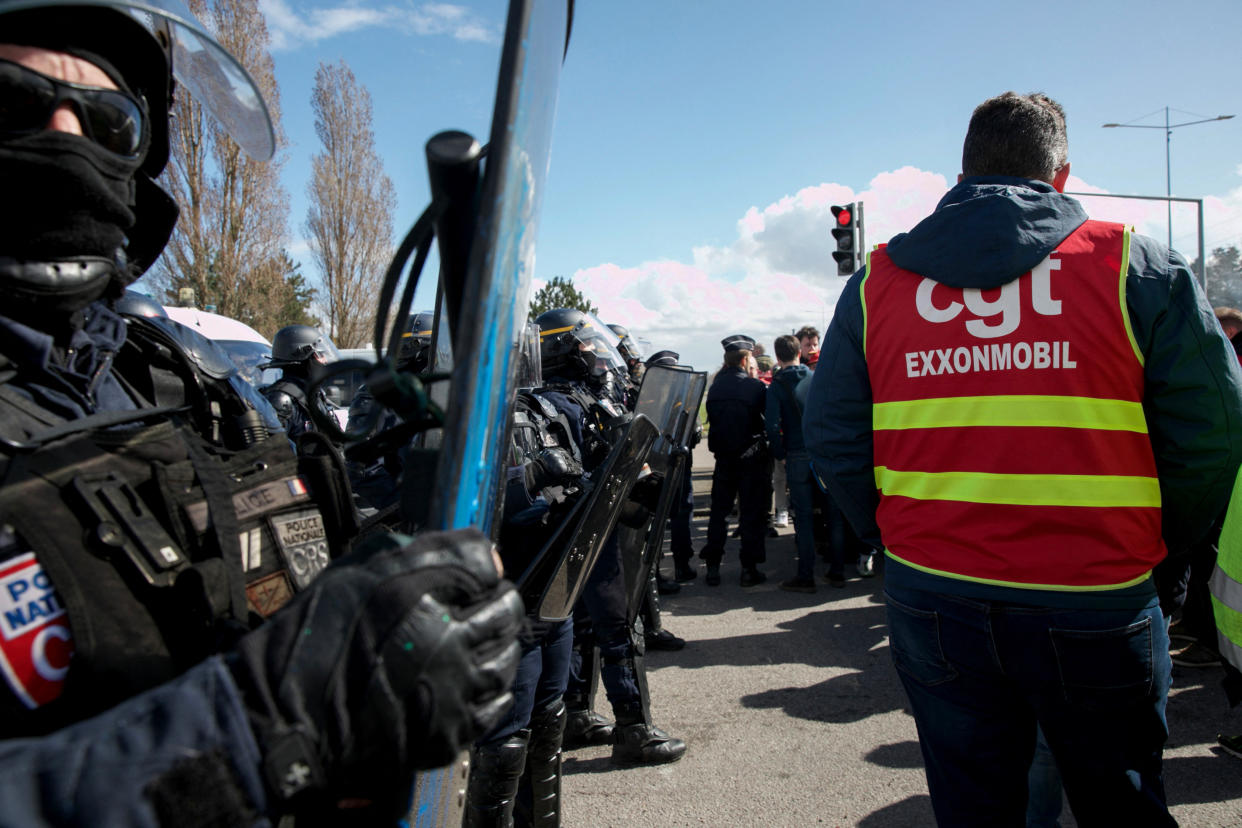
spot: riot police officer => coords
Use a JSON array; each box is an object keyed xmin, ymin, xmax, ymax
[
  {"xmin": 0, "ymin": 3, "xmax": 522, "ymax": 822},
  {"xmin": 260, "ymin": 323, "xmax": 343, "ymax": 438},
  {"xmin": 701, "ymin": 334, "xmax": 770, "ymax": 587},
  {"xmin": 607, "ymin": 322, "xmax": 646, "ymax": 386},
  {"xmin": 465, "ymin": 326, "xmax": 582, "ymax": 826},
  {"xmin": 535, "ymin": 309, "xmax": 687, "ymax": 767},
  {"xmin": 344, "ymin": 310, "xmax": 436, "ymax": 515},
  {"xmin": 647, "ymin": 350, "xmax": 702, "ymax": 584}
]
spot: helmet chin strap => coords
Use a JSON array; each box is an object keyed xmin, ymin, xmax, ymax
[{"xmin": 0, "ymin": 256, "xmax": 124, "ymax": 315}]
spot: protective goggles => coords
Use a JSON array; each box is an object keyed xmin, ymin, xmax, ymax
[{"xmin": 0, "ymin": 58, "xmax": 147, "ymax": 158}]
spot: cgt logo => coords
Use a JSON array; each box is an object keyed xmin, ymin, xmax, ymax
[{"xmin": 915, "ymin": 256, "xmax": 1062, "ymax": 338}]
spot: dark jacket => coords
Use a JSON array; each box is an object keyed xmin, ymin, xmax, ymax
[
  {"xmin": 706, "ymin": 367, "xmax": 767, "ymax": 459},
  {"xmin": 0, "ymin": 303, "xmax": 135, "ymax": 418},
  {"xmin": 804, "ymin": 176, "xmax": 1242, "ymax": 608},
  {"xmin": 765, "ymin": 363, "xmax": 810, "ymax": 460}
]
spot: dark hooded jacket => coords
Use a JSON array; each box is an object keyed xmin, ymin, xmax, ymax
[
  {"xmin": 765, "ymin": 362, "xmax": 811, "ymax": 460},
  {"xmin": 803, "ymin": 177, "xmax": 1242, "ymax": 608}
]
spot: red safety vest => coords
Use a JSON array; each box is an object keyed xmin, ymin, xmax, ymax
[{"xmin": 862, "ymin": 220, "xmax": 1164, "ymax": 591}]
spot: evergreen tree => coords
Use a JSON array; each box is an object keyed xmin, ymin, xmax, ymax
[
  {"xmin": 1195, "ymin": 245, "xmax": 1242, "ymax": 310},
  {"xmin": 529, "ymin": 276, "xmax": 598, "ymax": 317}
]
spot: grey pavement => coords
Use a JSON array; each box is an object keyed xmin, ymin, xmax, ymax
[{"xmin": 561, "ymin": 443, "xmax": 1242, "ymax": 827}]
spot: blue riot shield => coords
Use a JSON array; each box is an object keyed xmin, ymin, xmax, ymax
[{"xmin": 403, "ymin": 2, "xmax": 572, "ymax": 826}]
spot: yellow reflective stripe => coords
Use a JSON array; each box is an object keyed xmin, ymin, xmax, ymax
[
  {"xmin": 1120, "ymin": 226, "xmax": 1144, "ymax": 366},
  {"xmin": 886, "ymin": 549, "xmax": 1153, "ymax": 592},
  {"xmin": 873, "ymin": 395, "xmax": 1148, "ymax": 432},
  {"xmin": 1211, "ymin": 592, "xmax": 1242, "ymax": 673},
  {"xmin": 539, "ymin": 321, "xmax": 592, "ymax": 339},
  {"xmin": 874, "ymin": 466, "xmax": 1161, "ymax": 507}
]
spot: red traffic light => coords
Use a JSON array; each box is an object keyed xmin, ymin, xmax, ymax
[{"xmin": 836, "ymin": 209, "xmax": 852, "ymax": 226}]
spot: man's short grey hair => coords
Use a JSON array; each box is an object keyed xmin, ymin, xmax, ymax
[{"xmin": 961, "ymin": 92, "xmax": 1068, "ymax": 182}]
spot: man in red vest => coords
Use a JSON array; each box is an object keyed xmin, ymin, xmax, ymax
[{"xmin": 804, "ymin": 91, "xmax": 1242, "ymax": 826}]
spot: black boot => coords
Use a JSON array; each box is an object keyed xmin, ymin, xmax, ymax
[
  {"xmin": 673, "ymin": 560, "xmax": 697, "ymax": 582},
  {"xmin": 516, "ymin": 701, "xmax": 566, "ymax": 827},
  {"xmin": 610, "ymin": 704, "xmax": 686, "ymax": 767},
  {"xmin": 563, "ymin": 636, "xmax": 614, "ymax": 750},
  {"xmin": 464, "ymin": 732, "xmax": 529, "ymax": 827},
  {"xmin": 563, "ymin": 709, "xmax": 615, "ymax": 750}
]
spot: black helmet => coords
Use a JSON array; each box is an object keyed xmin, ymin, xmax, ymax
[
  {"xmin": 0, "ymin": 0, "xmax": 275, "ymax": 311},
  {"xmin": 536, "ymin": 308, "xmax": 604, "ymax": 381},
  {"xmin": 397, "ymin": 310, "xmax": 435, "ymax": 370},
  {"xmin": 646, "ymin": 350, "xmax": 680, "ymax": 367},
  {"xmin": 607, "ymin": 323, "xmax": 644, "ymax": 366},
  {"xmin": 264, "ymin": 325, "xmax": 341, "ymax": 373},
  {"xmin": 114, "ymin": 289, "xmax": 168, "ymax": 319}
]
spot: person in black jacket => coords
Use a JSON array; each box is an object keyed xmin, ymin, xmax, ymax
[
  {"xmin": 701, "ymin": 334, "xmax": 770, "ymax": 587},
  {"xmin": 0, "ymin": 4, "xmax": 523, "ymax": 823}
]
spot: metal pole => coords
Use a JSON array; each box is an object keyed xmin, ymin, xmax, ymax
[
  {"xmin": 1166, "ymin": 106, "xmax": 1172, "ymax": 249},
  {"xmin": 1066, "ymin": 191, "xmax": 1209, "ymax": 289},
  {"xmin": 857, "ymin": 200, "xmax": 866, "ymax": 270},
  {"xmin": 1198, "ymin": 199, "xmax": 1207, "ymax": 291}
]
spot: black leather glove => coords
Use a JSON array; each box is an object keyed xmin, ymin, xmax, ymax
[
  {"xmin": 226, "ymin": 528, "xmax": 524, "ymax": 818},
  {"xmin": 629, "ymin": 472, "xmax": 664, "ymax": 512},
  {"xmin": 526, "ymin": 445, "xmax": 584, "ymax": 492}
]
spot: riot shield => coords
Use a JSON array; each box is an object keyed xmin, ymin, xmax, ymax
[
  {"xmin": 617, "ymin": 365, "xmax": 708, "ymax": 621},
  {"xmin": 516, "ymin": 413, "xmax": 658, "ymax": 621},
  {"xmin": 405, "ymin": 1, "xmax": 571, "ymax": 825}
]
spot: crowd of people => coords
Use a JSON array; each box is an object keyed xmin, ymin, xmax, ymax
[
  {"xmin": 685, "ymin": 326, "xmax": 874, "ymax": 595},
  {"xmin": 4, "ymin": 1, "xmax": 1242, "ymax": 826}
]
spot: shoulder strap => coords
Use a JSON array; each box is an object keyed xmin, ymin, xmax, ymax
[{"xmin": 0, "ymin": 384, "xmax": 185, "ymax": 453}]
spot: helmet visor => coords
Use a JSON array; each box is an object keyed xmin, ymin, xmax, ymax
[{"xmin": 0, "ymin": 0, "xmax": 275, "ymax": 160}]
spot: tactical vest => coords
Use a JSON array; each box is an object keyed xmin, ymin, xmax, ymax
[
  {"xmin": 862, "ymin": 220, "xmax": 1164, "ymax": 591},
  {"xmin": 0, "ymin": 318, "xmax": 354, "ymax": 738}
]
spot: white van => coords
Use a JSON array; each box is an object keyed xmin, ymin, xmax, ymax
[{"xmin": 162, "ymin": 306, "xmax": 278, "ymax": 388}]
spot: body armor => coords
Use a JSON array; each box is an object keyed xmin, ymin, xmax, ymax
[{"xmin": 0, "ymin": 314, "xmax": 352, "ymax": 737}]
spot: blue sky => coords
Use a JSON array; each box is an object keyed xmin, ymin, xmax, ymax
[{"xmin": 255, "ymin": 0, "xmax": 1242, "ymax": 372}]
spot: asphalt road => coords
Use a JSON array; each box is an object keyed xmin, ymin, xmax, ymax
[{"xmin": 560, "ymin": 445, "xmax": 1242, "ymax": 827}]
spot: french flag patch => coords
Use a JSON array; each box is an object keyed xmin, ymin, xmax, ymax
[
  {"xmin": 0, "ymin": 553, "xmax": 73, "ymax": 709},
  {"xmin": 287, "ymin": 477, "xmax": 308, "ymax": 497}
]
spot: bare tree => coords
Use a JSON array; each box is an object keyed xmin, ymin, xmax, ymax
[
  {"xmin": 152, "ymin": 0, "xmax": 305, "ymax": 337},
  {"xmin": 305, "ymin": 60, "xmax": 396, "ymax": 349}
]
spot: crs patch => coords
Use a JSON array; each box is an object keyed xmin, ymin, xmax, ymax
[
  {"xmin": 0, "ymin": 553, "xmax": 73, "ymax": 709},
  {"xmin": 270, "ymin": 509, "xmax": 330, "ymax": 591}
]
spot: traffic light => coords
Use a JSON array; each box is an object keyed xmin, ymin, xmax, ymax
[{"xmin": 831, "ymin": 203, "xmax": 857, "ymax": 276}]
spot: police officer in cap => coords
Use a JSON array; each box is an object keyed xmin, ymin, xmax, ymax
[
  {"xmin": 0, "ymin": 2, "xmax": 523, "ymax": 822},
  {"xmin": 701, "ymin": 334, "xmax": 770, "ymax": 586}
]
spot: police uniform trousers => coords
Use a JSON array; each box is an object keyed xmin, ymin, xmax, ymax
[
  {"xmin": 566, "ymin": 532, "xmax": 642, "ymax": 710},
  {"xmin": 668, "ymin": 468, "xmax": 695, "ymax": 571},
  {"xmin": 703, "ymin": 451, "xmax": 770, "ymax": 568}
]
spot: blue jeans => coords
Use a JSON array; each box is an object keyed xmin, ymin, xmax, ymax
[
  {"xmin": 1026, "ymin": 725, "xmax": 1063, "ymax": 828},
  {"xmin": 478, "ymin": 618, "xmax": 573, "ymax": 748},
  {"xmin": 783, "ymin": 451, "xmax": 817, "ymax": 581},
  {"xmin": 885, "ymin": 585, "xmax": 1175, "ymax": 828}
]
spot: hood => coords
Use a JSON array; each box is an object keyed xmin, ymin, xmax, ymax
[
  {"xmin": 885, "ymin": 177, "xmax": 1088, "ymax": 289},
  {"xmin": 774, "ymin": 363, "xmax": 810, "ymax": 389}
]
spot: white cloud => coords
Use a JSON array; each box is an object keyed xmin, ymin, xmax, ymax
[
  {"xmin": 565, "ymin": 165, "xmax": 1242, "ymax": 375},
  {"xmin": 259, "ymin": 1, "xmax": 498, "ymax": 50},
  {"xmin": 571, "ymin": 166, "xmax": 950, "ymax": 373}
]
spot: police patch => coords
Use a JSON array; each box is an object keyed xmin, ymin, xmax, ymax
[
  {"xmin": 269, "ymin": 509, "xmax": 329, "ymax": 591},
  {"xmin": 0, "ymin": 553, "xmax": 73, "ymax": 709},
  {"xmin": 246, "ymin": 570, "xmax": 295, "ymax": 618}
]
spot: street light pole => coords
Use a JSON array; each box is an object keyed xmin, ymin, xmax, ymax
[{"xmin": 1103, "ymin": 108, "xmax": 1234, "ymax": 249}]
